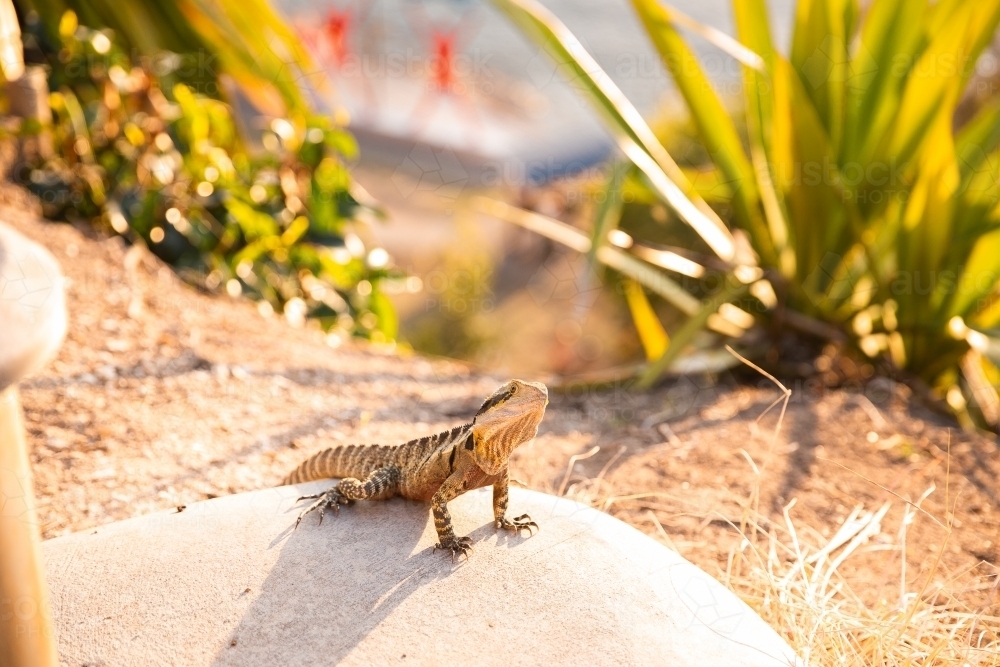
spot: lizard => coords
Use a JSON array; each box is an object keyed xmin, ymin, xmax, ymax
[{"xmin": 283, "ymin": 379, "xmax": 549, "ymax": 559}]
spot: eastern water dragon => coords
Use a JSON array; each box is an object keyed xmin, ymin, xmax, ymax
[{"xmin": 284, "ymin": 379, "xmax": 548, "ymax": 559}]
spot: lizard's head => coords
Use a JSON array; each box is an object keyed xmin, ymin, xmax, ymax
[{"xmin": 470, "ymin": 379, "xmax": 548, "ymax": 475}]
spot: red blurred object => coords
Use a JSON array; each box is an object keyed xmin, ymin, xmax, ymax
[
  {"xmin": 429, "ymin": 30, "xmax": 457, "ymax": 93},
  {"xmin": 324, "ymin": 10, "xmax": 351, "ymax": 67}
]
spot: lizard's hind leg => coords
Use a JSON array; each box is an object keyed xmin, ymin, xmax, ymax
[{"xmin": 294, "ymin": 466, "xmax": 402, "ymax": 528}]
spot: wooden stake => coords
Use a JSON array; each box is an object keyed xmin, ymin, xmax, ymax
[{"xmin": 0, "ymin": 386, "xmax": 58, "ymax": 666}]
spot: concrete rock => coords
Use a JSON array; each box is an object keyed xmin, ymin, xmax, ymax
[
  {"xmin": 0, "ymin": 223, "xmax": 66, "ymax": 391},
  {"xmin": 43, "ymin": 484, "xmax": 801, "ymax": 666}
]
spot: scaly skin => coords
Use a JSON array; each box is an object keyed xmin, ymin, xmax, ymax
[{"xmin": 284, "ymin": 380, "xmax": 548, "ymax": 559}]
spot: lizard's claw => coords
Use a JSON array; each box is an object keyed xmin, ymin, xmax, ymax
[
  {"xmin": 294, "ymin": 487, "xmax": 351, "ymax": 528},
  {"xmin": 496, "ymin": 513, "xmax": 538, "ymax": 535},
  {"xmin": 434, "ymin": 535, "xmax": 474, "ymax": 562}
]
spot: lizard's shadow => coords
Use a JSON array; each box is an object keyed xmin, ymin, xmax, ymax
[{"xmin": 210, "ymin": 493, "xmax": 500, "ymax": 666}]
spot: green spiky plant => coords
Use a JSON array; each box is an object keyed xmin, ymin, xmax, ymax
[{"xmin": 489, "ymin": 0, "xmax": 1000, "ymax": 425}]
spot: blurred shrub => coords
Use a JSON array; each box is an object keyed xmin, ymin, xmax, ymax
[
  {"xmin": 9, "ymin": 13, "xmax": 398, "ymax": 341},
  {"xmin": 14, "ymin": 0, "xmax": 314, "ymax": 116}
]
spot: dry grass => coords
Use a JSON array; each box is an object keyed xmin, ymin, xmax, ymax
[
  {"xmin": 556, "ymin": 351, "xmax": 1000, "ymax": 666},
  {"xmin": 563, "ymin": 450, "xmax": 1000, "ymax": 666},
  {"xmin": 725, "ymin": 477, "xmax": 1000, "ymax": 665}
]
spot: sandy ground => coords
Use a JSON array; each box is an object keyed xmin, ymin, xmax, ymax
[{"xmin": 3, "ymin": 188, "xmax": 998, "ymax": 614}]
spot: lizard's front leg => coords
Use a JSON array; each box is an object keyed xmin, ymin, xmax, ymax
[
  {"xmin": 493, "ymin": 465, "xmax": 538, "ymax": 535},
  {"xmin": 431, "ymin": 472, "xmax": 474, "ymax": 561}
]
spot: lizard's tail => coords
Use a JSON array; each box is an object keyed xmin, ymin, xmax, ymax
[{"xmin": 282, "ymin": 443, "xmax": 398, "ymax": 485}]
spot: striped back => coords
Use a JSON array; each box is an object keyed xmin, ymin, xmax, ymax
[{"xmin": 282, "ymin": 424, "xmax": 472, "ymax": 485}]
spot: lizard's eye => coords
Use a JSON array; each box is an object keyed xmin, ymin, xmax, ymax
[{"xmin": 509, "ymin": 384, "xmax": 518, "ymax": 394}]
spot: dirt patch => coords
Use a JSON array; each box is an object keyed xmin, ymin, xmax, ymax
[{"xmin": 4, "ymin": 190, "xmax": 998, "ymax": 616}]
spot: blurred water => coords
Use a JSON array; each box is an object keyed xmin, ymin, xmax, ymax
[
  {"xmin": 279, "ymin": 0, "xmax": 797, "ymax": 176},
  {"xmin": 283, "ymin": 0, "xmax": 797, "ymax": 110},
  {"xmin": 483, "ymin": 0, "xmax": 798, "ymax": 113}
]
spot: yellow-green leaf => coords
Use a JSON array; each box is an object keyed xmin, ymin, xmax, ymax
[
  {"xmin": 624, "ymin": 278, "xmax": 669, "ymax": 361},
  {"xmin": 639, "ymin": 272, "xmax": 749, "ymax": 386},
  {"xmin": 630, "ymin": 0, "xmax": 773, "ymax": 265}
]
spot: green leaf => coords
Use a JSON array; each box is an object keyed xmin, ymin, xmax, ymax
[
  {"xmin": 638, "ymin": 272, "xmax": 749, "ymax": 387},
  {"xmin": 226, "ymin": 198, "xmax": 279, "ymax": 241},
  {"xmin": 586, "ymin": 161, "xmax": 627, "ymax": 270},
  {"xmin": 326, "ymin": 129, "xmax": 359, "ymax": 160},
  {"xmin": 489, "ymin": 0, "xmax": 739, "ymax": 263},
  {"xmin": 947, "ymin": 224, "xmax": 1000, "ymax": 324},
  {"xmin": 629, "ymin": 0, "xmax": 774, "ymax": 265},
  {"xmin": 733, "ymin": 0, "xmax": 797, "ymax": 277},
  {"xmin": 624, "ymin": 166, "xmax": 736, "ymax": 205},
  {"xmin": 877, "ymin": 1, "xmax": 1000, "ymax": 170},
  {"xmin": 780, "ymin": 57, "xmax": 852, "ymax": 286},
  {"xmin": 281, "ymin": 215, "xmax": 310, "ymax": 246},
  {"xmin": 233, "ymin": 237, "xmax": 280, "ymax": 265},
  {"xmin": 623, "ymin": 278, "xmax": 669, "ymax": 361},
  {"xmin": 790, "ymin": 0, "xmax": 857, "ymax": 155},
  {"xmin": 18, "ymin": 0, "xmax": 319, "ymax": 115},
  {"xmin": 956, "ymin": 98, "xmax": 1000, "ymax": 180},
  {"xmin": 369, "ymin": 290, "xmax": 398, "ymax": 339},
  {"xmin": 842, "ymin": 0, "xmax": 926, "ymax": 165},
  {"xmin": 177, "ymin": 0, "xmax": 318, "ymax": 114},
  {"xmin": 595, "ymin": 246, "xmax": 700, "ymax": 315}
]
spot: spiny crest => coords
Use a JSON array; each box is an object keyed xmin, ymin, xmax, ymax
[{"xmin": 475, "ymin": 384, "xmax": 515, "ymax": 417}]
